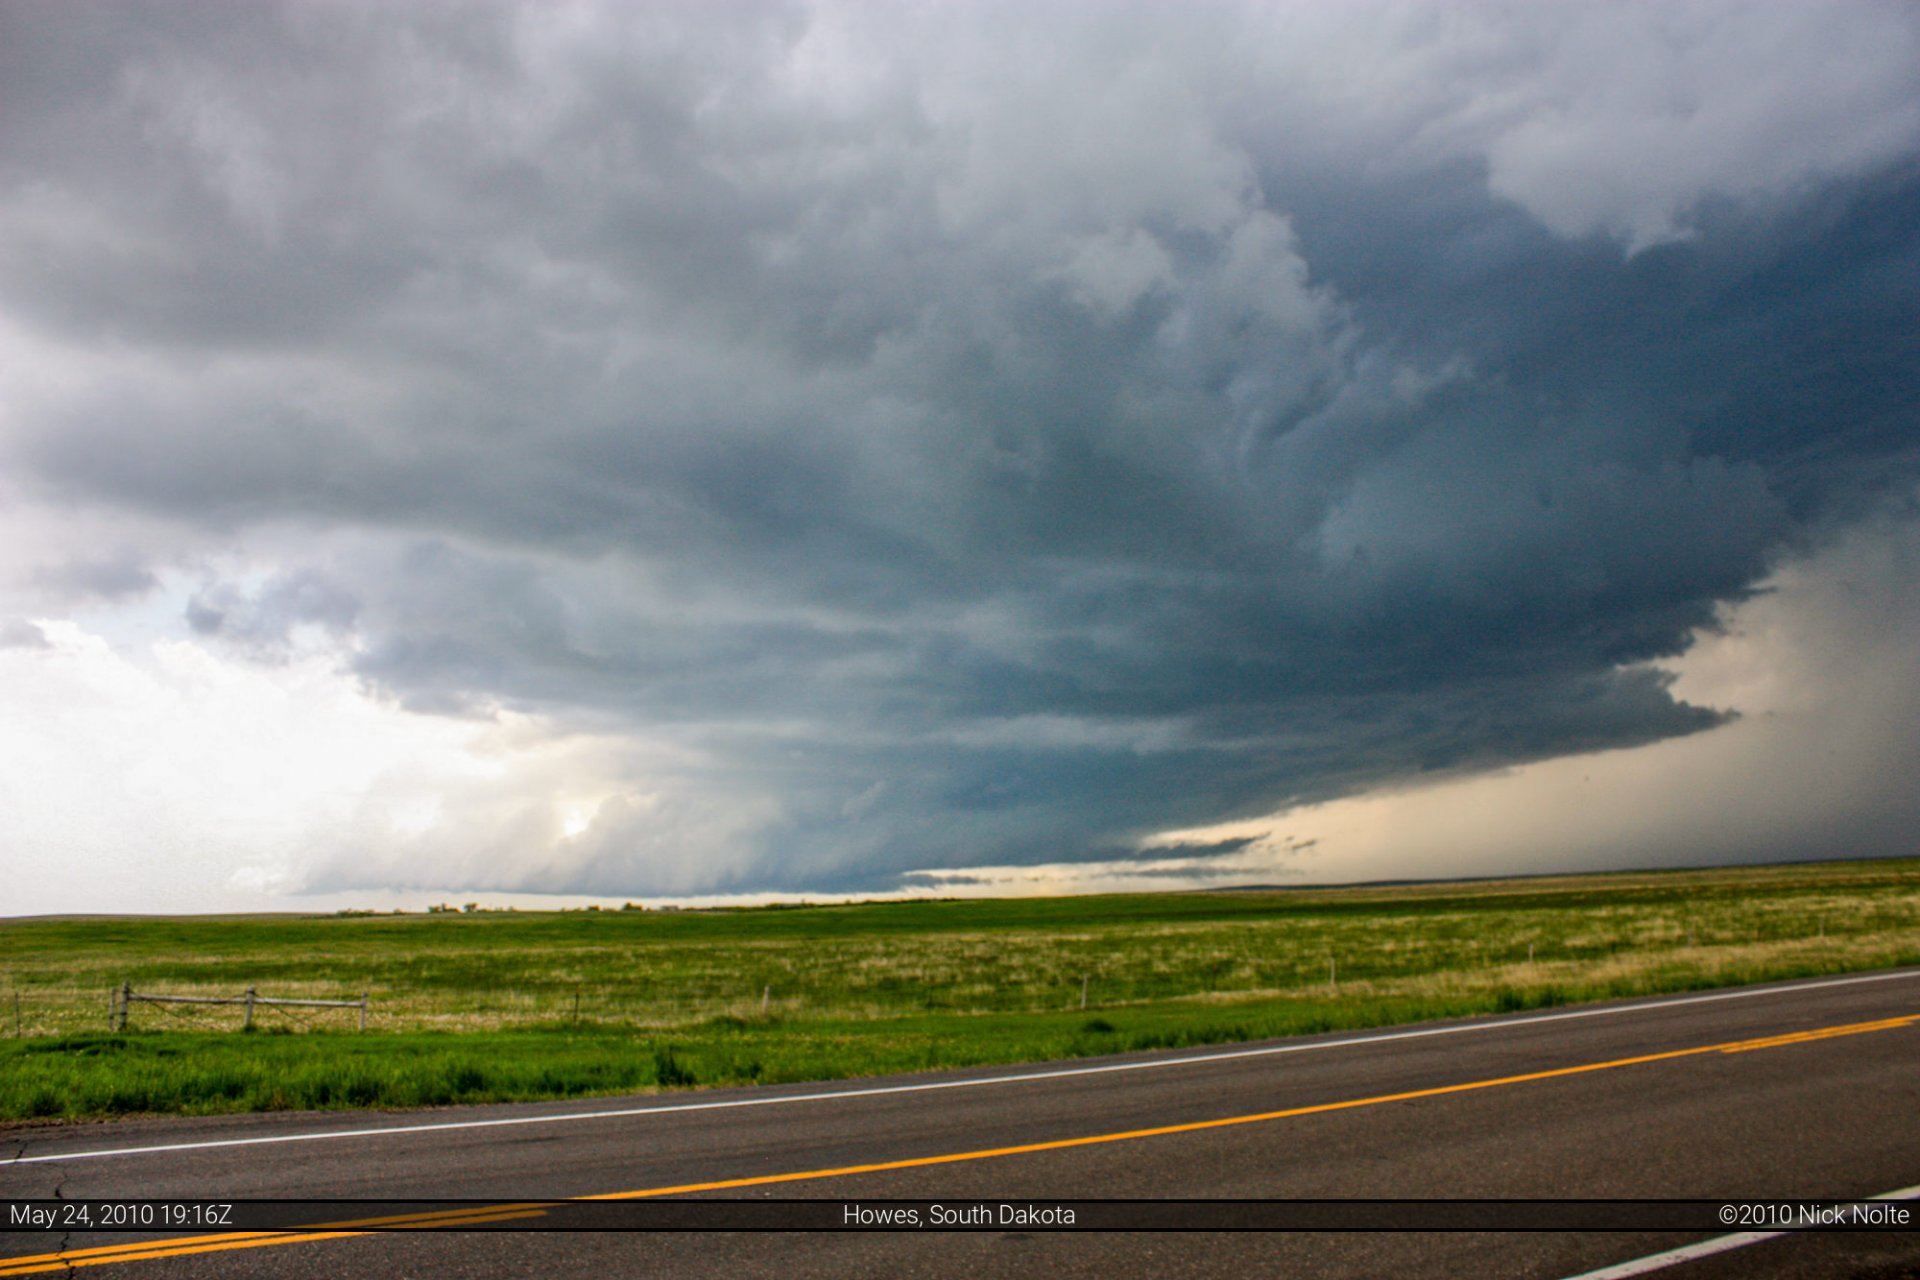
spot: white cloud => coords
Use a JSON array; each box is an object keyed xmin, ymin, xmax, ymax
[
  {"xmin": 0, "ymin": 620, "xmax": 671, "ymax": 912},
  {"xmin": 1227, "ymin": 0, "xmax": 1920, "ymax": 249},
  {"xmin": 1474, "ymin": 5, "xmax": 1920, "ymax": 249},
  {"xmin": 1053, "ymin": 228, "xmax": 1175, "ymax": 319}
]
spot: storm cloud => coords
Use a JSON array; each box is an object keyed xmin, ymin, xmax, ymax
[{"xmin": 2, "ymin": 1, "xmax": 1916, "ymax": 901}]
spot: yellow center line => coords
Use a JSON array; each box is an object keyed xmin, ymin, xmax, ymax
[
  {"xmin": 322, "ymin": 1203, "xmax": 557, "ymax": 1229},
  {"xmin": 586, "ymin": 1014, "xmax": 1920, "ymax": 1200},
  {"xmin": 3, "ymin": 1013, "xmax": 1912, "ymax": 1275},
  {"xmin": 0, "ymin": 1206, "xmax": 556, "ymax": 1274},
  {"xmin": 1716, "ymin": 1015, "xmax": 1915, "ymax": 1053},
  {"xmin": 0, "ymin": 1234, "xmax": 365, "ymax": 1276},
  {"xmin": 0, "ymin": 1234, "xmax": 299, "ymax": 1268}
]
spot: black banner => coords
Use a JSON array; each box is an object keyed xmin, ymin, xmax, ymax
[{"xmin": 5, "ymin": 1199, "xmax": 1916, "ymax": 1233}]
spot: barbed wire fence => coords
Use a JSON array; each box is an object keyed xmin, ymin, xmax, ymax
[{"xmin": 109, "ymin": 984, "xmax": 369, "ymax": 1033}]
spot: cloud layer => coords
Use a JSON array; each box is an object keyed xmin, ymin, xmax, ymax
[{"xmin": 2, "ymin": 1, "xmax": 1917, "ymax": 901}]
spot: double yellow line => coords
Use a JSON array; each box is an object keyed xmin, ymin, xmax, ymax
[
  {"xmin": 0, "ymin": 1204, "xmax": 553, "ymax": 1275},
  {"xmin": 4, "ymin": 1012, "xmax": 1913, "ymax": 1275},
  {"xmin": 1716, "ymin": 1014, "xmax": 1914, "ymax": 1053}
]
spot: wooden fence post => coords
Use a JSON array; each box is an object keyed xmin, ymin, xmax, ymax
[
  {"xmin": 243, "ymin": 986, "xmax": 256, "ymax": 1031},
  {"xmin": 359, "ymin": 992, "xmax": 369, "ymax": 1033}
]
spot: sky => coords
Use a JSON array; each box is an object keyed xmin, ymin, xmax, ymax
[{"xmin": 2, "ymin": 1, "xmax": 1917, "ymax": 915}]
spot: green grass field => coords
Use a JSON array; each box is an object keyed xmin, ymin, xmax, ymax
[{"xmin": 3, "ymin": 857, "xmax": 1917, "ymax": 1122}]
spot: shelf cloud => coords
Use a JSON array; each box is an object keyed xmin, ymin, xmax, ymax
[{"xmin": 2, "ymin": 1, "xmax": 1916, "ymax": 907}]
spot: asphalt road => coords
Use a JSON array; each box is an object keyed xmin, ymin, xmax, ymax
[{"xmin": 4, "ymin": 969, "xmax": 1918, "ymax": 1278}]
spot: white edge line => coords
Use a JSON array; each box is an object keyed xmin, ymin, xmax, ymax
[
  {"xmin": 10, "ymin": 968, "xmax": 1919, "ymax": 1166},
  {"xmin": 1556, "ymin": 1183, "xmax": 1920, "ymax": 1280},
  {"xmin": 1557, "ymin": 1231, "xmax": 1791, "ymax": 1280}
]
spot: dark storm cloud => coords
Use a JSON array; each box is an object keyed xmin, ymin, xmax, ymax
[
  {"xmin": 184, "ymin": 569, "xmax": 359, "ymax": 657},
  {"xmin": 2, "ymin": 1, "xmax": 1917, "ymax": 896},
  {"xmin": 0, "ymin": 620, "xmax": 50, "ymax": 650},
  {"xmin": 31, "ymin": 553, "xmax": 158, "ymax": 601}
]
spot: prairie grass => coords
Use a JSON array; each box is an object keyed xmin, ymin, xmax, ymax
[{"xmin": 1, "ymin": 858, "xmax": 1916, "ymax": 1120}]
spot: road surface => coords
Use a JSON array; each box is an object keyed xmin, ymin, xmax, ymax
[{"xmin": 4, "ymin": 969, "xmax": 1918, "ymax": 1278}]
